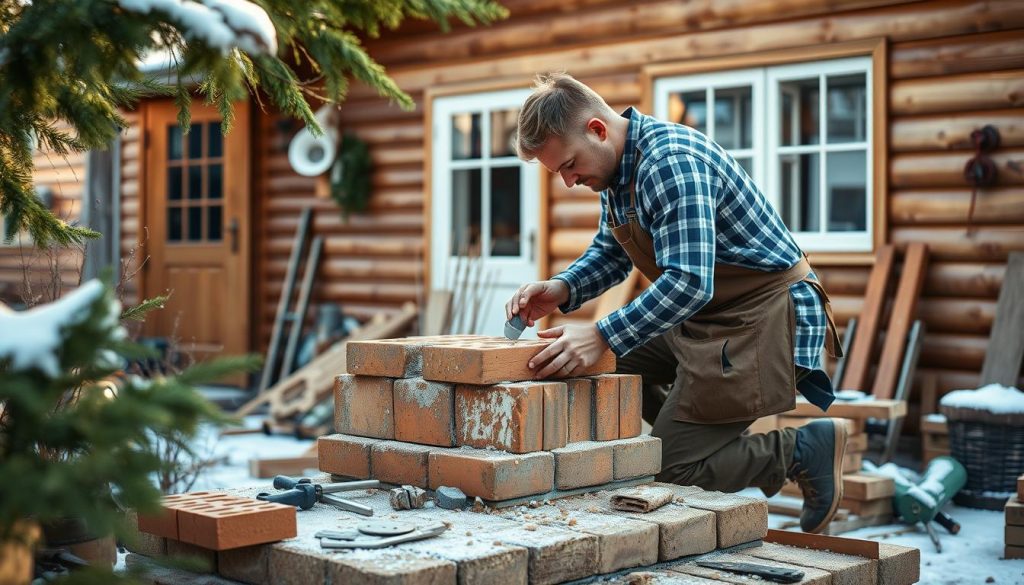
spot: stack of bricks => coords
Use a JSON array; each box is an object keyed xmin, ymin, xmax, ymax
[
  {"xmin": 1005, "ymin": 475, "xmax": 1024, "ymax": 559},
  {"xmin": 318, "ymin": 335, "xmax": 660, "ymax": 502}
]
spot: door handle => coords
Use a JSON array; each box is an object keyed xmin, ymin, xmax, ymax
[{"xmin": 229, "ymin": 217, "xmax": 239, "ymax": 253}]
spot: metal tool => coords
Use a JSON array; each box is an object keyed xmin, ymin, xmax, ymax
[
  {"xmin": 695, "ymin": 560, "xmax": 804, "ymax": 583},
  {"xmin": 316, "ymin": 521, "xmax": 447, "ymax": 550},
  {"xmin": 503, "ymin": 314, "xmax": 525, "ymax": 340},
  {"xmin": 258, "ymin": 475, "xmax": 379, "ymax": 516}
]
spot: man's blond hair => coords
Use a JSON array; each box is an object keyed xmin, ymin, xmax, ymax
[{"xmin": 516, "ymin": 72, "xmax": 614, "ymax": 160}]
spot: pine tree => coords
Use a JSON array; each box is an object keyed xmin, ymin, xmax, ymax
[{"xmin": 0, "ymin": 0, "xmax": 507, "ymax": 247}]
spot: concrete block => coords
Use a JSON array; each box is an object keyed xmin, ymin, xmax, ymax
[
  {"xmin": 421, "ymin": 338, "xmax": 615, "ymax": 385},
  {"xmin": 334, "ymin": 374, "xmax": 394, "ymax": 439},
  {"xmin": 176, "ymin": 493, "xmax": 297, "ymax": 551},
  {"xmin": 551, "ymin": 441, "xmax": 614, "ymax": 490},
  {"xmin": 455, "ymin": 382, "xmax": 544, "ymax": 453},
  {"xmin": 493, "ymin": 523, "xmax": 600, "ymax": 584},
  {"xmin": 592, "ymin": 375, "xmax": 620, "ymax": 440},
  {"xmin": 394, "ymin": 377, "xmax": 457, "ymax": 446},
  {"xmin": 268, "ymin": 547, "xmax": 328, "ymax": 585},
  {"xmin": 611, "ymin": 435, "xmax": 663, "ymax": 480},
  {"xmin": 123, "ymin": 510, "xmax": 167, "ymax": 558},
  {"xmin": 317, "ymin": 434, "xmax": 375, "ymax": 479},
  {"xmin": 327, "ymin": 551, "xmax": 457, "ymax": 585},
  {"xmin": 669, "ymin": 484, "xmax": 768, "ymax": 548},
  {"xmin": 429, "ymin": 449, "xmax": 554, "ymax": 501},
  {"xmin": 435, "ymin": 486, "xmax": 468, "ymax": 510},
  {"xmin": 1007, "ymin": 498, "xmax": 1024, "ymax": 526},
  {"xmin": 878, "ymin": 543, "xmax": 920, "ymax": 585},
  {"xmin": 566, "ymin": 378, "xmax": 595, "ymax": 442},
  {"xmin": 669, "ymin": 554, "xmax": 831, "ymax": 584},
  {"xmin": 165, "ymin": 539, "xmax": 216, "ymax": 572},
  {"xmin": 218, "ymin": 545, "xmax": 269, "ymax": 584},
  {"xmin": 370, "ymin": 440, "xmax": 433, "ymax": 488},
  {"xmin": 739, "ymin": 542, "xmax": 876, "ymax": 585},
  {"xmin": 604, "ymin": 569, "xmax": 728, "ymax": 583},
  {"xmin": 543, "ymin": 382, "xmax": 569, "ymax": 450}
]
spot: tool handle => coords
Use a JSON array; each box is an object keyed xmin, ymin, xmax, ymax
[
  {"xmin": 322, "ymin": 494, "xmax": 374, "ymax": 516},
  {"xmin": 696, "ymin": 560, "xmax": 804, "ymax": 584},
  {"xmin": 257, "ymin": 484, "xmax": 317, "ymax": 510},
  {"xmin": 320, "ymin": 479, "xmax": 381, "ymax": 493},
  {"xmin": 934, "ymin": 511, "xmax": 961, "ymax": 534},
  {"xmin": 272, "ymin": 475, "xmax": 312, "ymax": 490}
]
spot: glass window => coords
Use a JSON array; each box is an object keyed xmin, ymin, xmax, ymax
[
  {"xmin": 490, "ymin": 109, "xmax": 518, "ymax": 158},
  {"xmin": 451, "ymin": 168, "xmax": 482, "ymax": 255},
  {"xmin": 188, "ymin": 123, "xmax": 203, "ymax": 159},
  {"xmin": 451, "ymin": 113, "xmax": 482, "ymax": 160},
  {"xmin": 208, "ymin": 122, "xmax": 223, "ymax": 157},
  {"xmin": 490, "ymin": 166, "xmax": 521, "ymax": 256}
]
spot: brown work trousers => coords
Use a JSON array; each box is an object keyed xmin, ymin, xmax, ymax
[{"xmin": 618, "ymin": 331, "xmax": 808, "ymax": 497}]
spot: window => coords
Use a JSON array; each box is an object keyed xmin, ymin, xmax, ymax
[
  {"xmin": 165, "ymin": 121, "xmax": 224, "ymax": 244},
  {"xmin": 654, "ymin": 56, "xmax": 874, "ymax": 252}
]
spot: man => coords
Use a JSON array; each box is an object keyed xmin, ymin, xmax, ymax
[{"xmin": 505, "ymin": 72, "xmax": 846, "ymax": 533}]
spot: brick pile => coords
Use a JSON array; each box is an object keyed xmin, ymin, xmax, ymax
[
  {"xmin": 318, "ymin": 335, "xmax": 658, "ymax": 502},
  {"xmin": 1005, "ymin": 475, "xmax": 1024, "ymax": 559}
]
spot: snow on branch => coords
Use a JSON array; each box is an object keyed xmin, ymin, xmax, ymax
[{"xmin": 119, "ymin": 0, "xmax": 277, "ymax": 56}]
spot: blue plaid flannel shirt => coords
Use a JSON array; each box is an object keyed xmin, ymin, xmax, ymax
[{"xmin": 554, "ymin": 107, "xmax": 828, "ymax": 373}]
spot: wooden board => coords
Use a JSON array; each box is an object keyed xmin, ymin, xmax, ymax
[
  {"xmin": 844, "ymin": 474, "xmax": 896, "ymax": 501},
  {"xmin": 872, "ymin": 243, "xmax": 928, "ymax": 399},
  {"xmin": 981, "ymin": 252, "xmax": 1024, "ymax": 386},
  {"xmin": 784, "ymin": 398, "xmax": 907, "ymax": 420},
  {"xmin": 840, "ymin": 245, "xmax": 895, "ymax": 392},
  {"xmin": 764, "ymin": 528, "xmax": 880, "ymax": 559}
]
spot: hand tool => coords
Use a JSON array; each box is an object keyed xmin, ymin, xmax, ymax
[
  {"xmin": 258, "ymin": 475, "xmax": 379, "ymax": 516},
  {"xmin": 695, "ymin": 560, "xmax": 804, "ymax": 583},
  {"xmin": 503, "ymin": 314, "xmax": 525, "ymax": 340},
  {"xmin": 316, "ymin": 521, "xmax": 447, "ymax": 549}
]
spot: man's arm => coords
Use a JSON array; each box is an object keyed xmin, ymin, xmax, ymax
[
  {"xmin": 552, "ymin": 198, "xmax": 632, "ymax": 314},
  {"xmin": 596, "ymin": 153, "xmax": 719, "ymax": 355}
]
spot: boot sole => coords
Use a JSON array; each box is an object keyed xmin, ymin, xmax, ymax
[{"xmin": 806, "ymin": 419, "xmax": 849, "ymax": 534}]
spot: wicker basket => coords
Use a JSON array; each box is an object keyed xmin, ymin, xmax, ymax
[{"xmin": 941, "ymin": 403, "xmax": 1024, "ymax": 509}]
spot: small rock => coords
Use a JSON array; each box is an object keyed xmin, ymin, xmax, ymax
[
  {"xmin": 524, "ymin": 524, "xmax": 537, "ymax": 531},
  {"xmin": 985, "ymin": 578, "xmax": 995, "ymax": 583},
  {"xmin": 528, "ymin": 500, "xmax": 541, "ymax": 509},
  {"xmin": 568, "ymin": 518, "xmax": 577, "ymax": 526},
  {"xmin": 389, "ymin": 487, "xmax": 412, "ymax": 510},
  {"xmin": 466, "ymin": 531, "xmax": 472, "ymax": 536},
  {"xmin": 403, "ymin": 485, "xmax": 428, "ymax": 509},
  {"xmin": 435, "ymin": 486, "xmax": 468, "ymax": 510},
  {"xmin": 472, "ymin": 496, "xmax": 486, "ymax": 513}
]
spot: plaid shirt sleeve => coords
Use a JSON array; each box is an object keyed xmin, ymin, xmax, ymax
[
  {"xmin": 595, "ymin": 153, "xmax": 720, "ymax": 356},
  {"xmin": 552, "ymin": 199, "xmax": 632, "ymax": 313}
]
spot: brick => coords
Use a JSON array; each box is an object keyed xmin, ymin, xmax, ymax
[
  {"xmin": 551, "ymin": 441, "xmax": 614, "ymax": 490},
  {"xmin": 606, "ymin": 569, "xmax": 726, "ymax": 584},
  {"xmin": 165, "ymin": 539, "xmax": 216, "ymax": 572},
  {"xmin": 842, "ymin": 453, "xmax": 863, "ymax": 474},
  {"xmin": 176, "ymin": 494, "xmax": 297, "ymax": 551},
  {"xmin": 428, "ymin": 448, "xmax": 554, "ymax": 501},
  {"xmin": 493, "ymin": 523, "xmax": 600, "ymax": 585},
  {"xmin": 347, "ymin": 335, "xmax": 487, "ymax": 378},
  {"xmin": 1008, "ymin": 525, "xmax": 1024, "ymax": 546},
  {"xmin": 739, "ymin": 542, "xmax": 876, "ymax": 585},
  {"xmin": 1006, "ymin": 545, "xmax": 1024, "ymax": 560},
  {"xmin": 878, "ymin": 543, "xmax": 920, "ymax": 585},
  {"xmin": 394, "ymin": 378, "xmax": 456, "ymax": 446},
  {"xmin": 611, "ymin": 435, "xmax": 662, "ymax": 480},
  {"xmin": 399, "ymin": 511, "xmax": 529, "ymax": 585},
  {"xmin": 218, "ymin": 545, "xmax": 269, "ymax": 584},
  {"xmin": 371, "ymin": 440, "xmax": 433, "ymax": 488},
  {"xmin": 612, "ymin": 374, "xmax": 643, "ymax": 438},
  {"xmin": 317, "ymin": 434, "xmax": 376, "ymax": 479},
  {"xmin": 843, "ymin": 474, "xmax": 895, "ymax": 501},
  {"xmin": 593, "ymin": 375, "xmax": 620, "ymax": 441},
  {"xmin": 455, "ymin": 382, "xmax": 544, "ymax": 453},
  {"xmin": 268, "ymin": 547, "xmax": 328, "ymax": 585},
  {"xmin": 123, "ymin": 510, "xmax": 166, "ymax": 558},
  {"xmin": 848, "ymin": 433, "xmax": 868, "ymax": 452},
  {"xmin": 543, "ymin": 382, "xmax": 569, "ymax": 450},
  {"xmin": 669, "ymin": 554, "xmax": 831, "ymax": 584},
  {"xmin": 567, "ymin": 378, "xmax": 595, "ymax": 442},
  {"xmin": 334, "ymin": 374, "xmax": 394, "ymax": 439},
  {"xmin": 328, "ymin": 551, "xmax": 457, "ymax": 585},
  {"xmin": 421, "ymin": 337, "xmax": 616, "ymax": 385},
  {"xmin": 137, "ymin": 492, "xmax": 212, "ymax": 539},
  {"xmin": 1006, "ymin": 498, "xmax": 1024, "ymax": 526},
  {"xmin": 669, "ymin": 485, "xmax": 768, "ymax": 548}
]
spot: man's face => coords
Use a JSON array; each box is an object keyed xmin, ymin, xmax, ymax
[{"xmin": 534, "ymin": 120, "xmax": 617, "ymax": 192}]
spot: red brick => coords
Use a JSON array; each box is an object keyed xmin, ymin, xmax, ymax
[
  {"xmin": 393, "ymin": 377, "xmax": 456, "ymax": 446},
  {"xmin": 317, "ymin": 434, "xmax": 376, "ymax": 479},
  {"xmin": 611, "ymin": 436, "xmax": 662, "ymax": 480},
  {"xmin": 543, "ymin": 382, "xmax": 569, "ymax": 450},
  {"xmin": 551, "ymin": 441, "xmax": 614, "ymax": 490},
  {"xmin": 428, "ymin": 448, "xmax": 554, "ymax": 501},
  {"xmin": 371, "ymin": 440, "xmax": 433, "ymax": 488},
  {"xmin": 137, "ymin": 492, "xmax": 212, "ymax": 539},
  {"xmin": 347, "ymin": 335, "xmax": 486, "ymax": 378},
  {"xmin": 421, "ymin": 337, "xmax": 616, "ymax": 385},
  {"xmin": 592, "ymin": 376, "xmax": 620, "ymax": 441},
  {"xmin": 613, "ymin": 374, "xmax": 643, "ymax": 438},
  {"xmin": 334, "ymin": 374, "xmax": 394, "ymax": 439},
  {"xmin": 567, "ymin": 378, "xmax": 594, "ymax": 442},
  {"xmin": 455, "ymin": 382, "xmax": 544, "ymax": 453},
  {"xmin": 175, "ymin": 494, "xmax": 296, "ymax": 551}
]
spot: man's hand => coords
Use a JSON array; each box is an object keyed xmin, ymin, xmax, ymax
[
  {"xmin": 529, "ymin": 324, "xmax": 610, "ymax": 379},
  {"xmin": 505, "ymin": 279, "xmax": 570, "ymax": 327}
]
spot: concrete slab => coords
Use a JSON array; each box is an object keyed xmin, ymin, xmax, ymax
[{"xmin": 737, "ymin": 542, "xmax": 876, "ymax": 585}]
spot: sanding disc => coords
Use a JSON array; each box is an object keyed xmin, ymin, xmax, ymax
[{"xmin": 358, "ymin": 521, "xmax": 416, "ymax": 536}]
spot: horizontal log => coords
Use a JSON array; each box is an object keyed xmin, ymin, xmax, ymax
[
  {"xmin": 265, "ymin": 210, "xmax": 423, "ymax": 235},
  {"xmin": 263, "ymin": 281, "xmax": 421, "ymax": 304},
  {"xmin": 890, "ymin": 225, "xmax": 1024, "ymax": 261},
  {"xmin": 923, "ymin": 262, "xmax": 1004, "ymax": 298},
  {"xmin": 919, "ymin": 332, "xmax": 988, "ymax": 371},
  {"xmin": 550, "ymin": 228, "xmax": 597, "ymax": 257},
  {"xmin": 891, "ymin": 70, "xmax": 1024, "ymax": 116},
  {"xmin": 258, "ymin": 301, "xmax": 413, "ymax": 334},
  {"xmin": 891, "ymin": 110, "xmax": 1024, "ymax": 152},
  {"xmin": 266, "ymin": 234, "xmax": 423, "ymax": 257},
  {"xmin": 550, "ymin": 175, "xmax": 600, "ymax": 200},
  {"xmin": 890, "ymin": 188, "xmax": 1024, "ymax": 225},
  {"xmin": 550, "ymin": 200, "xmax": 601, "ymax": 229},
  {"xmin": 918, "ymin": 297, "xmax": 996, "ymax": 335},
  {"xmin": 337, "ymin": 96, "xmax": 422, "ymax": 126},
  {"xmin": 266, "ymin": 257, "xmax": 422, "ymax": 282},
  {"xmin": 370, "ymin": 145, "xmax": 424, "ymax": 167},
  {"xmin": 891, "ymin": 29, "xmax": 1024, "ymax": 80},
  {"xmin": 367, "ymin": 189, "xmax": 424, "ymax": 212},
  {"xmin": 264, "ymin": 189, "xmax": 423, "ymax": 213},
  {"xmin": 828, "ymin": 294, "xmax": 863, "ymax": 326},
  {"xmin": 815, "ymin": 266, "xmax": 869, "ymax": 296},
  {"xmin": 372, "ymin": 167, "xmax": 423, "ymax": 190},
  {"xmin": 350, "ymin": 121, "xmax": 424, "ymax": 146},
  {"xmin": 891, "ymin": 149, "xmax": 1024, "ymax": 188},
  {"xmin": 265, "ymin": 174, "xmax": 317, "ymax": 195}
]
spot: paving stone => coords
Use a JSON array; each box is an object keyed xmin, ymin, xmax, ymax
[
  {"xmin": 668, "ymin": 553, "xmax": 830, "ymax": 584},
  {"xmin": 543, "ymin": 382, "xmax": 569, "ymax": 450},
  {"xmin": 493, "ymin": 523, "xmax": 600, "ymax": 584},
  {"xmin": 317, "ymin": 434, "xmax": 376, "ymax": 479},
  {"xmin": 605, "ymin": 569, "xmax": 730, "ymax": 583},
  {"xmin": 218, "ymin": 545, "xmax": 269, "ymax": 584},
  {"xmin": 611, "ymin": 435, "xmax": 663, "ymax": 480},
  {"xmin": 347, "ymin": 335, "xmax": 487, "ymax": 378},
  {"xmin": 878, "ymin": 543, "xmax": 920, "ymax": 585},
  {"xmin": 334, "ymin": 374, "xmax": 395, "ymax": 439},
  {"xmin": 592, "ymin": 375, "xmax": 621, "ymax": 440},
  {"xmin": 125, "ymin": 553, "xmax": 239, "ymax": 584},
  {"xmin": 371, "ymin": 440, "xmax": 434, "ymax": 488},
  {"xmin": 566, "ymin": 378, "xmax": 595, "ymax": 442},
  {"xmin": 176, "ymin": 494, "xmax": 297, "ymax": 550},
  {"xmin": 124, "ymin": 510, "xmax": 167, "ymax": 558},
  {"xmin": 422, "ymin": 338, "xmax": 615, "ymax": 385},
  {"xmin": 738, "ymin": 542, "xmax": 876, "ymax": 585},
  {"xmin": 166, "ymin": 539, "xmax": 217, "ymax": 572},
  {"xmin": 327, "ymin": 550, "xmax": 457, "ymax": 585},
  {"xmin": 394, "ymin": 378, "xmax": 457, "ymax": 446},
  {"xmin": 668, "ymin": 485, "xmax": 767, "ymax": 548},
  {"xmin": 429, "ymin": 448, "xmax": 554, "ymax": 501},
  {"xmin": 455, "ymin": 382, "xmax": 545, "ymax": 453},
  {"xmin": 267, "ymin": 547, "xmax": 329, "ymax": 585},
  {"xmin": 1007, "ymin": 498, "xmax": 1024, "ymax": 526},
  {"xmin": 137, "ymin": 492, "xmax": 213, "ymax": 539},
  {"xmin": 551, "ymin": 441, "xmax": 614, "ymax": 490},
  {"xmin": 615, "ymin": 374, "xmax": 643, "ymax": 438}
]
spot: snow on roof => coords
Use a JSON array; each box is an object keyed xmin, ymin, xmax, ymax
[
  {"xmin": 0, "ymin": 280, "xmax": 124, "ymax": 378},
  {"xmin": 940, "ymin": 383, "xmax": 1024, "ymax": 414},
  {"xmin": 119, "ymin": 0, "xmax": 277, "ymax": 56}
]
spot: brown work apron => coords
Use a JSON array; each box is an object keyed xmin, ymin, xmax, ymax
[{"xmin": 607, "ymin": 155, "xmax": 842, "ymax": 424}]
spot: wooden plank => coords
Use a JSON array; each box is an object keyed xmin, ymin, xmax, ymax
[
  {"xmin": 891, "ymin": 70, "xmax": 1024, "ymax": 115},
  {"xmin": 764, "ymin": 528, "xmax": 880, "ymax": 560},
  {"xmin": 891, "ymin": 29, "xmax": 1024, "ymax": 79},
  {"xmin": 422, "ymin": 289, "xmax": 454, "ymax": 336},
  {"xmin": 785, "ymin": 398, "xmax": 907, "ymax": 420},
  {"xmin": 872, "ymin": 244, "xmax": 928, "ymax": 399},
  {"xmin": 844, "ymin": 474, "xmax": 896, "ymax": 501},
  {"xmin": 890, "ymin": 110, "xmax": 1024, "ymax": 152},
  {"xmin": 840, "ymin": 245, "xmax": 895, "ymax": 391},
  {"xmin": 248, "ymin": 456, "xmax": 320, "ymax": 479},
  {"xmin": 981, "ymin": 252, "xmax": 1024, "ymax": 386}
]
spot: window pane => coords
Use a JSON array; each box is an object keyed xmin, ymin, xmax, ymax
[
  {"xmin": 779, "ymin": 153, "xmax": 820, "ymax": 232},
  {"xmin": 490, "ymin": 166, "xmax": 521, "ymax": 257},
  {"xmin": 490, "ymin": 109, "xmax": 519, "ymax": 158},
  {"xmin": 451, "ymin": 113, "xmax": 482, "ymax": 160},
  {"xmin": 714, "ymin": 86, "xmax": 753, "ymax": 150},
  {"xmin": 827, "ymin": 73, "xmax": 867, "ymax": 144},
  {"xmin": 167, "ymin": 167, "xmax": 182, "ymax": 201},
  {"xmin": 208, "ymin": 122, "xmax": 223, "ymax": 157},
  {"xmin": 208, "ymin": 164, "xmax": 223, "ymax": 200},
  {"xmin": 208, "ymin": 205, "xmax": 223, "ymax": 241},
  {"xmin": 451, "ymin": 168, "xmax": 481, "ymax": 255},
  {"xmin": 188, "ymin": 166, "xmax": 203, "ymax": 200},
  {"xmin": 668, "ymin": 91, "xmax": 706, "ymax": 134},
  {"xmin": 188, "ymin": 123, "xmax": 203, "ymax": 159},
  {"xmin": 736, "ymin": 157, "xmax": 753, "ymax": 177},
  {"xmin": 168, "ymin": 126, "xmax": 183, "ymax": 160},
  {"xmin": 168, "ymin": 207, "xmax": 182, "ymax": 241},
  {"xmin": 188, "ymin": 206, "xmax": 203, "ymax": 241},
  {"xmin": 778, "ymin": 78, "xmax": 819, "ymax": 146},
  {"xmin": 826, "ymin": 150, "xmax": 867, "ymax": 232}
]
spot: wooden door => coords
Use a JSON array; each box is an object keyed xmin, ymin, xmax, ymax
[{"xmin": 144, "ymin": 100, "xmax": 251, "ymax": 368}]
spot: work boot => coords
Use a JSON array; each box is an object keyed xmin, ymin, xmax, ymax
[{"xmin": 787, "ymin": 418, "xmax": 848, "ymax": 533}]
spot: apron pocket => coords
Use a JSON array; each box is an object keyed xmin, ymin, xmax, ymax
[{"xmin": 674, "ymin": 325, "xmax": 762, "ymax": 423}]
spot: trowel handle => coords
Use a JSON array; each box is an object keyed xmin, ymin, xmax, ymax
[
  {"xmin": 934, "ymin": 511, "xmax": 961, "ymax": 534},
  {"xmin": 273, "ymin": 475, "xmax": 312, "ymax": 490}
]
